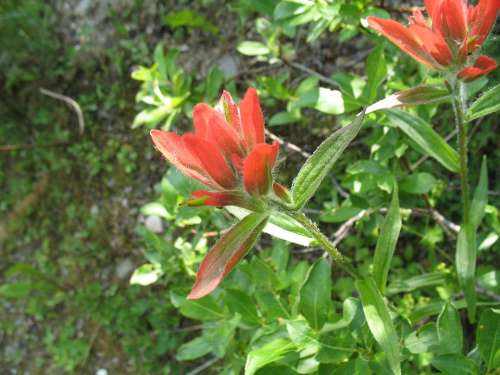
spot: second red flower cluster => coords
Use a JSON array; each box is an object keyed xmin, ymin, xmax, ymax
[{"xmin": 368, "ymin": 0, "xmax": 499, "ymax": 81}]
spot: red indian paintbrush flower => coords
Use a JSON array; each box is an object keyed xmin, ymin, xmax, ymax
[
  {"xmin": 151, "ymin": 88, "xmax": 284, "ymax": 299},
  {"xmin": 151, "ymin": 87, "xmax": 280, "ymax": 209},
  {"xmin": 367, "ymin": 0, "xmax": 499, "ymax": 80}
]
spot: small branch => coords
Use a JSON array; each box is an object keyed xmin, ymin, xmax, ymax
[
  {"xmin": 40, "ymin": 87, "xmax": 85, "ymax": 135},
  {"xmin": 267, "ymin": 129, "xmax": 350, "ymax": 200},
  {"xmin": 0, "ymin": 141, "xmax": 70, "ymax": 152},
  {"xmin": 377, "ymin": 3, "xmax": 423, "ymax": 14},
  {"xmin": 265, "ymin": 129, "xmax": 311, "ymax": 159},
  {"xmin": 330, "ymin": 175, "xmax": 350, "ymax": 199},
  {"xmin": 283, "ymin": 60, "xmax": 339, "ymax": 89},
  {"xmin": 186, "ymin": 357, "xmax": 221, "ymax": 375},
  {"xmin": 476, "ymin": 286, "xmax": 500, "ymax": 303},
  {"xmin": 332, "ymin": 209, "xmax": 369, "ymax": 246}
]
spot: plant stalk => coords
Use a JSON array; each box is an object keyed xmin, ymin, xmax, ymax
[
  {"xmin": 286, "ymin": 210, "xmax": 360, "ymax": 279},
  {"xmin": 451, "ymin": 80, "xmax": 470, "ymax": 226}
]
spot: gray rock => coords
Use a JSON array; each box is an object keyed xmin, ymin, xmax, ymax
[
  {"xmin": 144, "ymin": 215, "xmax": 164, "ymax": 233},
  {"xmin": 217, "ymin": 54, "xmax": 239, "ymax": 78},
  {"xmin": 115, "ymin": 259, "xmax": 135, "ymax": 279}
]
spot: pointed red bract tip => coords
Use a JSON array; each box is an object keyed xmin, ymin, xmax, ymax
[
  {"xmin": 240, "ymin": 87, "xmax": 265, "ymax": 151},
  {"xmin": 367, "ymin": 17, "xmax": 441, "ymax": 69},
  {"xmin": 458, "ymin": 55, "xmax": 497, "ymax": 82},
  {"xmin": 187, "ymin": 213, "xmax": 268, "ymax": 299},
  {"xmin": 243, "ymin": 142, "xmax": 279, "ymax": 196}
]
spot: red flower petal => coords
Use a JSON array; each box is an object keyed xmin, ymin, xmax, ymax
[
  {"xmin": 243, "ymin": 142, "xmax": 279, "ymax": 196},
  {"xmin": 183, "ymin": 134, "xmax": 238, "ymax": 190},
  {"xmin": 187, "ymin": 213, "xmax": 268, "ymax": 299},
  {"xmin": 218, "ymin": 90, "xmax": 242, "ymax": 134},
  {"xmin": 194, "ymin": 103, "xmax": 245, "ymax": 157},
  {"xmin": 189, "ymin": 190, "xmax": 245, "ymax": 207},
  {"xmin": 470, "ymin": 0, "xmax": 500, "ymax": 48},
  {"xmin": 150, "ymin": 129, "xmax": 215, "ymax": 188},
  {"xmin": 239, "ymin": 87, "xmax": 265, "ymax": 151},
  {"xmin": 408, "ymin": 24, "xmax": 452, "ymax": 66},
  {"xmin": 424, "ymin": 0, "xmax": 443, "ymax": 17},
  {"xmin": 458, "ymin": 55, "xmax": 498, "ymax": 82},
  {"xmin": 367, "ymin": 17, "xmax": 441, "ymax": 69},
  {"xmin": 442, "ymin": 0, "xmax": 468, "ymax": 41}
]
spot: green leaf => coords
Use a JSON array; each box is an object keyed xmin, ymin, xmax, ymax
[
  {"xmin": 466, "ymin": 83, "xmax": 500, "ymax": 121},
  {"xmin": 404, "ymin": 323, "xmax": 439, "ymax": 354},
  {"xmin": 245, "ymin": 338, "xmax": 296, "ymax": 375},
  {"xmin": 314, "ymin": 88, "xmax": 345, "ymax": 114},
  {"xmin": 176, "ymin": 336, "xmax": 212, "ymax": 361},
  {"xmin": 237, "ymin": 41, "xmax": 270, "ymax": 56},
  {"xmin": 132, "ymin": 106, "xmax": 172, "ymax": 128},
  {"xmin": 477, "ymin": 308, "xmax": 500, "ymax": 371},
  {"xmin": 362, "ymin": 45, "xmax": 387, "ymax": 103},
  {"xmin": 477, "ymin": 270, "xmax": 500, "ymax": 294},
  {"xmin": 299, "ymin": 259, "xmax": 332, "ymax": 330},
  {"xmin": 291, "ymin": 111, "xmax": 365, "ymax": 208},
  {"xmin": 431, "ymin": 354, "xmax": 479, "ymax": 375},
  {"xmin": 470, "ymin": 157, "xmax": 488, "ymax": 229},
  {"xmin": 291, "ymin": 87, "xmax": 345, "ymax": 115},
  {"xmin": 224, "ymin": 289, "xmax": 260, "ymax": 325},
  {"xmin": 372, "ymin": 183, "xmax": 401, "ymax": 294},
  {"xmin": 366, "ymin": 85, "xmax": 451, "ymax": 114},
  {"xmin": 385, "ymin": 109, "xmax": 460, "ymax": 172},
  {"xmin": 141, "ymin": 202, "xmax": 169, "ymax": 218},
  {"xmin": 269, "ymin": 111, "xmax": 301, "ymax": 126},
  {"xmin": 387, "ymin": 272, "xmax": 447, "ymax": 295},
  {"xmin": 0, "ymin": 282, "xmax": 32, "ymax": 298},
  {"xmin": 400, "ymin": 172, "xmax": 437, "ymax": 195},
  {"xmin": 456, "ymin": 223, "xmax": 477, "ymax": 322},
  {"xmin": 317, "ymin": 329, "xmax": 355, "ymax": 364},
  {"xmin": 129, "ymin": 263, "xmax": 163, "ymax": 286},
  {"xmin": 356, "ymin": 276, "xmax": 401, "ymax": 375},
  {"xmin": 226, "ymin": 206, "xmax": 314, "ymax": 246},
  {"xmin": 170, "ymin": 291, "xmax": 226, "ymax": 321},
  {"xmin": 437, "ymin": 303, "xmax": 463, "ymax": 354}
]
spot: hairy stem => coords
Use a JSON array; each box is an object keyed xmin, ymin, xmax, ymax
[
  {"xmin": 451, "ymin": 80, "xmax": 470, "ymax": 226},
  {"xmin": 286, "ymin": 210, "xmax": 360, "ymax": 278}
]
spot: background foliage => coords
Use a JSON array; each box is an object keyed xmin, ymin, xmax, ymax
[{"xmin": 1, "ymin": 0, "xmax": 499, "ymax": 374}]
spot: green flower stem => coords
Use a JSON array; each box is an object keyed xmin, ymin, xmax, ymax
[
  {"xmin": 286, "ymin": 210, "xmax": 360, "ymax": 279},
  {"xmin": 451, "ymin": 80, "xmax": 471, "ymax": 226}
]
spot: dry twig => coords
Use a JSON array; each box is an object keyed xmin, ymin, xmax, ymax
[{"xmin": 40, "ymin": 87, "xmax": 85, "ymax": 135}]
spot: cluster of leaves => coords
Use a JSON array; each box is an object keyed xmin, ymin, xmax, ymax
[{"xmin": 133, "ymin": 1, "xmax": 500, "ymax": 374}]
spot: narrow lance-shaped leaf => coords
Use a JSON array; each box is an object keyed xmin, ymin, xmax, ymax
[
  {"xmin": 245, "ymin": 338, "xmax": 296, "ymax": 375},
  {"xmin": 437, "ymin": 303, "xmax": 463, "ymax": 354},
  {"xmin": 456, "ymin": 158, "xmax": 487, "ymax": 323},
  {"xmin": 188, "ymin": 212, "xmax": 269, "ymax": 299},
  {"xmin": 373, "ymin": 182, "xmax": 402, "ymax": 294},
  {"xmin": 466, "ymin": 83, "xmax": 500, "ymax": 121},
  {"xmin": 226, "ymin": 206, "xmax": 314, "ymax": 246},
  {"xmin": 366, "ymin": 85, "xmax": 451, "ymax": 114},
  {"xmin": 299, "ymin": 258, "xmax": 332, "ymax": 330},
  {"xmin": 456, "ymin": 223, "xmax": 477, "ymax": 323},
  {"xmin": 385, "ymin": 109, "xmax": 460, "ymax": 172},
  {"xmin": 362, "ymin": 45, "xmax": 387, "ymax": 103},
  {"xmin": 356, "ymin": 276, "xmax": 401, "ymax": 375},
  {"xmin": 291, "ymin": 111, "xmax": 365, "ymax": 209},
  {"xmin": 470, "ymin": 156, "xmax": 488, "ymax": 229},
  {"xmin": 477, "ymin": 308, "xmax": 500, "ymax": 371}
]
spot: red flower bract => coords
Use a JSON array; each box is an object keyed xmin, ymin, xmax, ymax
[
  {"xmin": 458, "ymin": 55, "xmax": 498, "ymax": 81},
  {"xmin": 150, "ymin": 88, "xmax": 279, "ymax": 208},
  {"xmin": 368, "ymin": 0, "xmax": 499, "ymax": 80}
]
